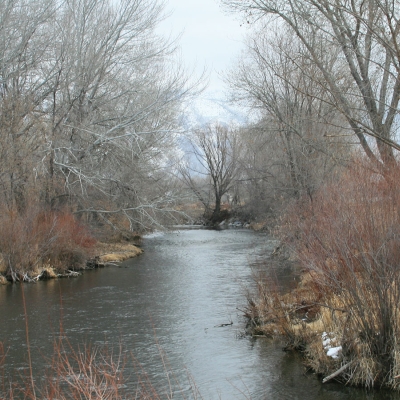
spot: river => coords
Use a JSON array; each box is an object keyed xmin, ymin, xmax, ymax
[{"xmin": 0, "ymin": 228, "xmax": 398, "ymax": 399}]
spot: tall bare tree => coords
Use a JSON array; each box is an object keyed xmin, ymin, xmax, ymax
[
  {"xmin": 223, "ymin": 0, "xmax": 400, "ymax": 169},
  {"xmin": 0, "ymin": 0, "xmax": 196, "ymax": 230},
  {"xmin": 0, "ymin": 0, "xmax": 53, "ymax": 212},
  {"xmin": 226, "ymin": 28, "xmax": 350, "ymax": 214}
]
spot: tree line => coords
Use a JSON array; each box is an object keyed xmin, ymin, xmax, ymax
[
  {"xmin": 212, "ymin": 0, "xmax": 400, "ymax": 389},
  {"xmin": 0, "ymin": 0, "xmax": 195, "ymax": 232},
  {"xmin": 2, "ymin": 0, "xmax": 400, "ymax": 231},
  {"xmin": 182, "ymin": 0, "xmax": 400, "ymax": 224}
]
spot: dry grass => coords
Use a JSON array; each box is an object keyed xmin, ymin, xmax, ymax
[
  {"xmin": 0, "ymin": 327, "xmax": 202, "ymax": 399},
  {"xmin": 98, "ymin": 252, "xmax": 139, "ymax": 263},
  {"xmin": 247, "ymin": 158, "xmax": 400, "ymax": 390},
  {"xmin": 249, "ymin": 221, "xmax": 267, "ymax": 231},
  {"xmin": 97, "ymin": 247, "xmax": 143, "ymax": 264},
  {"xmin": 88, "ymin": 242, "xmax": 143, "ymax": 267}
]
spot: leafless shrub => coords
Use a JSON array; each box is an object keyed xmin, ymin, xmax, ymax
[
  {"xmin": 0, "ymin": 204, "xmax": 96, "ymax": 281},
  {"xmin": 276, "ymin": 158, "xmax": 400, "ymax": 388}
]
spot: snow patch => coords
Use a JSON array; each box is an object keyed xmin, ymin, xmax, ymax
[
  {"xmin": 326, "ymin": 346, "xmax": 342, "ymax": 359},
  {"xmin": 322, "ymin": 332, "xmax": 342, "ymax": 359},
  {"xmin": 180, "ymin": 95, "xmax": 247, "ymax": 129}
]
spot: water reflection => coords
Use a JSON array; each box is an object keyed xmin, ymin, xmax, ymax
[{"xmin": 0, "ymin": 229, "xmax": 399, "ymax": 399}]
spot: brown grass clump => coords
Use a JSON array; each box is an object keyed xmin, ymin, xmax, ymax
[
  {"xmin": 97, "ymin": 248, "xmax": 142, "ymax": 264},
  {"xmin": 247, "ymin": 158, "xmax": 400, "ymax": 390},
  {"xmin": 249, "ymin": 221, "xmax": 267, "ymax": 231},
  {"xmin": 90, "ymin": 242, "xmax": 143, "ymax": 266}
]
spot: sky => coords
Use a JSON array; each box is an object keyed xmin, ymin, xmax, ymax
[{"xmin": 158, "ymin": 0, "xmax": 248, "ymax": 99}]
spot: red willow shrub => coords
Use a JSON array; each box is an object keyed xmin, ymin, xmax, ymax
[
  {"xmin": 278, "ymin": 159, "xmax": 400, "ymax": 387},
  {"xmin": 0, "ymin": 205, "xmax": 96, "ymax": 281},
  {"xmin": 34, "ymin": 210, "xmax": 96, "ymax": 269},
  {"xmin": 0, "ymin": 336, "xmax": 197, "ymax": 399}
]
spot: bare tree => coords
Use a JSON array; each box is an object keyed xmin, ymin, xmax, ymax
[
  {"xmin": 222, "ymin": 0, "xmax": 400, "ymax": 169},
  {"xmin": 0, "ymin": 0, "xmax": 54, "ymax": 212},
  {"xmin": 181, "ymin": 123, "xmax": 242, "ymax": 223},
  {"xmin": 226, "ymin": 28, "xmax": 350, "ymax": 217},
  {"xmin": 0, "ymin": 0, "xmax": 197, "ymax": 231},
  {"xmin": 39, "ymin": 0, "xmax": 195, "ymax": 229}
]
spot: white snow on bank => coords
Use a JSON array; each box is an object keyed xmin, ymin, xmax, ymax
[
  {"xmin": 322, "ymin": 332, "xmax": 342, "ymax": 359},
  {"xmin": 327, "ymin": 346, "xmax": 342, "ymax": 359}
]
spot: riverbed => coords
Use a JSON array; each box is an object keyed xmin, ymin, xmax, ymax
[{"xmin": 0, "ymin": 228, "xmax": 398, "ymax": 399}]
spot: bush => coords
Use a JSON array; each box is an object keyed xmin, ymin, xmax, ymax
[
  {"xmin": 279, "ymin": 159, "xmax": 400, "ymax": 388},
  {"xmin": 0, "ymin": 205, "xmax": 96, "ymax": 281},
  {"xmin": 249, "ymin": 158, "xmax": 400, "ymax": 389},
  {"xmin": 0, "ymin": 335, "xmax": 200, "ymax": 399}
]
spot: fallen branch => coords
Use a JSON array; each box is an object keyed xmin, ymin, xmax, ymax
[
  {"xmin": 214, "ymin": 322, "xmax": 233, "ymax": 328},
  {"xmin": 22, "ymin": 273, "xmax": 34, "ymax": 283},
  {"xmin": 314, "ymin": 303, "xmax": 347, "ymax": 313},
  {"xmin": 322, "ymin": 361, "xmax": 353, "ymax": 383}
]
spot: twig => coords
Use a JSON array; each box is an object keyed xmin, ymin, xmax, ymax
[
  {"xmin": 314, "ymin": 302, "xmax": 347, "ymax": 313},
  {"xmin": 21, "ymin": 284, "xmax": 36, "ymax": 398},
  {"xmin": 214, "ymin": 322, "xmax": 233, "ymax": 328},
  {"xmin": 322, "ymin": 361, "xmax": 353, "ymax": 383}
]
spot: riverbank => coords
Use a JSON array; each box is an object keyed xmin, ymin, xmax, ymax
[
  {"xmin": 246, "ymin": 164, "xmax": 400, "ymax": 391},
  {"xmin": 246, "ymin": 262, "xmax": 387, "ymax": 387},
  {"xmin": 0, "ymin": 240, "xmax": 142, "ymax": 284},
  {"xmin": 89, "ymin": 241, "xmax": 143, "ymax": 267}
]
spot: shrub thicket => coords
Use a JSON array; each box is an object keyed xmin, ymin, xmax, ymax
[
  {"xmin": 248, "ymin": 159, "xmax": 400, "ymax": 389},
  {"xmin": 0, "ymin": 205, "xmax": 96, "ymax": 282}
]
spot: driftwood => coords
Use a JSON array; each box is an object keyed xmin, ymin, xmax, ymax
[
  {"xmin": 322, "ymin": 361, "xmax": 353, "ymax": 383},
  {"xmin": 57, "ymin": 269, "xmax": 81, "ymax": 278},
  {"xmin": 214, "ymin": 322, "xmax": 233, "ymax": 328},
  {"xmin": 65, "ymin": 269, "xmax": 81, "ymax": 277}
]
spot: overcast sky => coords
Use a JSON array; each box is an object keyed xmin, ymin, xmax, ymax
[{"xmin": 158, "ymin": 0, "xmax": 248, "ymax": 98}]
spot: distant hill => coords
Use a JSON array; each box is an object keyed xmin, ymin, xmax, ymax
[{"xmin": 179, "ymin": 94, "xmax": 248, "ymax": 129}]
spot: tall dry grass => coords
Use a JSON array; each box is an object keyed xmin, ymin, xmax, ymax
[
  {"xmin": 248, "ymin": 159, "xmax": 400, "ymax": 389},
  {"xmin": 0, "ymin": 334, "xmax": 203, "ymax": 399}
]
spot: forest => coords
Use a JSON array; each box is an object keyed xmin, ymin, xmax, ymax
[{"xmin": 1, "ymin": 0, "xmax": 400, "ymax": 391}]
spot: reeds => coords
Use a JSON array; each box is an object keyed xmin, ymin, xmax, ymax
[{"xmin": 0, "ymin": 335, "xmax": 202, "ymax": 399}]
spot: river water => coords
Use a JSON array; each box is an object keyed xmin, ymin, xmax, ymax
[{"xmin": 0, "ymin": 228, "xmax": 398, "ymax": 399}]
